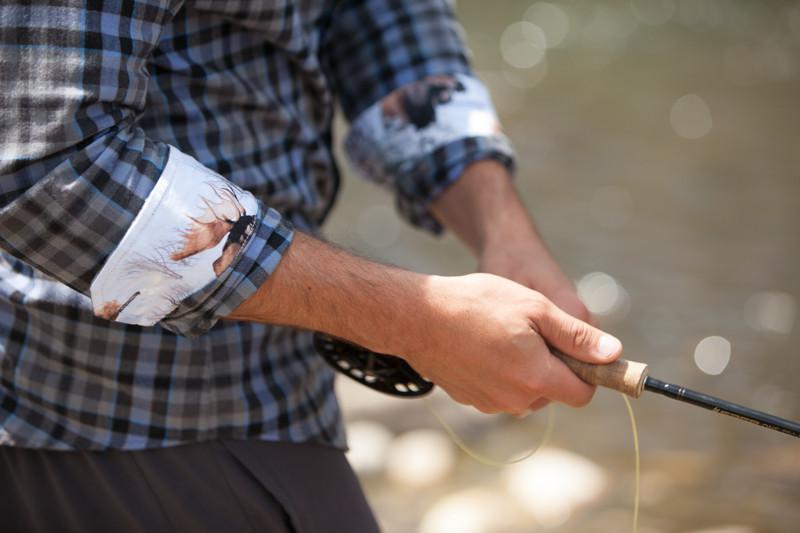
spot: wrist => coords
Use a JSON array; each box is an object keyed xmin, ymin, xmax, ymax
[
  {"xmin": 349, "ymin": 269, "xmax": 438, "ymax": 358},
  {"xmin": 372, "ymin": 273, "xmax": 443, "ymax": 359},
  {"xmin": 431, "ymin": 160, "xmax": 522, "ymax": 256},
  {"xmin": 479, "ymin": 213, "xmax": 538, "ymax": 256}
]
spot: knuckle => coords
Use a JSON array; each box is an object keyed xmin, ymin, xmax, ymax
[
  {"xmin": 508, "ymin": 371, "xmax": 531, "ymax": 391},
  {"xmin": 511, "ymin": 376, "xmax": 541, "ymax": 402},
  {"xmin": 520, "ymin": 376, "xmax": 542, "ymax": 397},
  {"xmin": 507, "ymin": 394, "xmax": 533, "ymax": 415},
  {"xmin": 517, "ymin": 359, "xmax": 548, "ymax": 395},
  {"xmin": 527, "ymin": 296, "xmax": 551, "ymax": 321}
]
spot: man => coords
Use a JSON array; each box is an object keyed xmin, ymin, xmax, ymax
[{"xmin": 0, "ymin": 1, "xmax": 623, "ymax": 531}]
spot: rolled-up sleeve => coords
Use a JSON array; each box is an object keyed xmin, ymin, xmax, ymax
[
  {"xmin": 0, "ymin": 0, "xmax": 293, "ymax": 337},
  {"xmin": 321, "ymin": 0, "xmax": 516, "ymax": 233}
]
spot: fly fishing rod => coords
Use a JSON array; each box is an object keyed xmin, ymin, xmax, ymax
[{"xmin": 313, "ymin": 333, "xmax": 800, "ymax": 439}]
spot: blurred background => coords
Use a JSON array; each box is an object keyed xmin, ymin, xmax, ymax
[{"xmin": 323, "ymin": 1, "xmax": 800, "ymax": 532}]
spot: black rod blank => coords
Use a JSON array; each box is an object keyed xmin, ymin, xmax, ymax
[{"xmin": 644, "ymin": 376, "xmax": 800, "ymax": 438}]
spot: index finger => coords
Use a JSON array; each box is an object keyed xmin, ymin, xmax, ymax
[{"xmin": 539, "ymin": 354, "xmax": 597, "ymax": 408}]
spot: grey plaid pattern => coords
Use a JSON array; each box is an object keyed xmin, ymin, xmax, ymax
[{"xmin": 0, "ymin": 0, "xmax": 514, "ymax": 450}]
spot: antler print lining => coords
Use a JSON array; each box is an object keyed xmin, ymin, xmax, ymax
[
  {"xmin": 90, "ymin": 148, "xmax": 263, "ymax": 326},
  {"xmin": 171, "ymin": 182, "xmax": 252, "ymax": 265}
]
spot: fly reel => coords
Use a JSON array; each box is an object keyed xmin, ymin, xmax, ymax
[{"xmin": 313, "ymin": 333, "xmax": 434, "ymax": 397}]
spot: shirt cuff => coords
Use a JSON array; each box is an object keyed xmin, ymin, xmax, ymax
[
  {"xmin": 89, "ymin": 146, "xmax": 293, "ymax": 337},
  {"xmin": 344, "ymin": 73, "xmax": 516, "ymax": 234}
]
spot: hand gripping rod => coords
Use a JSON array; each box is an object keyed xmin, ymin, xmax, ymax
[{"xmin": 314, "ymin": 333, "xmax": 800, "ymax": 438}]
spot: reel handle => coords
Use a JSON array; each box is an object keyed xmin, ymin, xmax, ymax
[{"xmin": 552, "ymin": 351, "xmax": 649, "ymax": 398}]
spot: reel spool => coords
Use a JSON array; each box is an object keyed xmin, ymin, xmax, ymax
[{"xmin": 313, "ymin": 333, "xmax": 434, "ymax": 398}]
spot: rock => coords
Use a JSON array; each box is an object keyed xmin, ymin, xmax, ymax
[
  {"xmin": 503, "ymin": 446, "xmax": 607, "ymax": 527},
  {"xmin": 386, "ymin": 429, "xmax": 456, "ymax": 488},
  {"xmin": 418, "ymin": 488, "xmax": 519, "ymax": 533},
  {"xmin": 345, "ymin": 420, "xmax": 394, "ymax": 476}
]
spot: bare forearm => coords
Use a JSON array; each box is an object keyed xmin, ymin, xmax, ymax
[
  {"xmin": 429, "ymin": 160, "xmax": 540, "ymax": 256},
  {"xmin": 225, "ymin": 232, "xmax": 431, "ymax": 356},
  {"xmin": 225, "ymin": 227, "xmax": 620, "ymax": 414},
  {"xmin": 431, "ymin": 159, "xmax": 589, "ymax": 321}
]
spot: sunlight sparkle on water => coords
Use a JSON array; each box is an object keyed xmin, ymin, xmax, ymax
[
  {"xmin": 693, "ymin": 336, "xmax": 731, "ymax": 376},
  {"xmin": 579, "ymin": 5, "xmax": 638, "ymax": 70},
  {"xmin": 744, "ymin": 291, "xmax": 796, "ymax": 335},
  {"xmin": 670, "ymin": 94, "xmax": 712, "ymax": 139},
  {"xmin": 577, "ymin": 272, "xmax": 629, "ymax": 317},
  {"xmin": 524, "ymin": 2, "xmax": 570, "ymax": 49},
  {"xmin": 500, "ymin": 21, "xmax": 546, "ymax": 69}
]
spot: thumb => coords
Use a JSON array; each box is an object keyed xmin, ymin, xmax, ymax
[{"xmin": 535, "ymin": 300, "xmax": 622, "ymax": 364}]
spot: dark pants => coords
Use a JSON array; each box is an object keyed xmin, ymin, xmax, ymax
[{"xmin": 0, "ymin": 439, "xmax": 380, "ymax": 533}]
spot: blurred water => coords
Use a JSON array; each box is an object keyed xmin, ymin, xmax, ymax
[{"xmin": 324, "ymin": 1, "xmax": 800, "ymax": 531}]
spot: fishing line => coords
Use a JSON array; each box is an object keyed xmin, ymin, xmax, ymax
[
  {"xmin": 622, "ymin": 393, "xmax": 640, "ymax": 533},
  {"xmin": 423, "ymin": 397, "xmax": 555, "ymax": 467},
  {"xmin": 313, "ymin": 333, "xmax": 645, "ymax": 531},
  {"xmin": 425, "ymin": 394, "xmax": 641, "ymax": 533}
]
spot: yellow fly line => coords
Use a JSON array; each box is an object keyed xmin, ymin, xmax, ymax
[{"xmin": 427, "ymin": 395, "xmax": 641, "ymax": 533}]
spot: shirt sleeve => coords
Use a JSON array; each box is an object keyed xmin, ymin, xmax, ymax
[
  {"xmin": 0, "ymin": 1, "xmax": 293, "ymax": 337},
  {"xmin": 321, "ymin": 0, "xmax": 516, "ymax": 233}
]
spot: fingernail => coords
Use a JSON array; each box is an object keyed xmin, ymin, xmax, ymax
[{"xmin": 596, "ymin": 335, "xmax": 621, "ymax": 359}]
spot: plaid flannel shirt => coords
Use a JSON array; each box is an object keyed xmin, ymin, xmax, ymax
[{"xmin": 0, "ymin": 0, "xmax": 514, "ymax": 450}]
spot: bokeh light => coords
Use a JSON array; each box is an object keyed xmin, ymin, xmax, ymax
[
  {"xmin": 345, "ymin": 420, "xmax": 393, "ymax": 476},
  {"xmin": 693, "ymin": 336, "xmax": 732, "ymax": 376},
  {"xmin": 580, "ymin": 5, "xmax": 638, "ymax": 70},
  {"xmin": 500, "ymin": 21, "xmax": 547, "ymax": 69},
  {"xmin": 670, "ymin": 94, "xmax": 713, "ymax": 139},
  {"xmin": 503, "ymin": 447, "xmax": 607, "ymax": 527},
  {"xmin": 385, "ymin": 429, "xmax": 455, "ymax": 488},
  {"xmin": 418, "ymin": 488, "xmax": 518, "ymax": 533},
  {"xmin": 725, "ymin": 43, "xmax": 796, "ymax": 85},
  {"xmin": 524, "ymin": 2, "xmax": 570, "ymax": 49},
  {"xmin": 577, "ymin": 272, "xmax": 630, "ymax": 317},
  {"xmin": 744, "ymin": 291, "xmax": 796, "ymax": 335}
]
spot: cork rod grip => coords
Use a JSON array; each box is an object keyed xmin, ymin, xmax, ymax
[{"xmin": 553, "ymin": 351, "xmax": 649, "ymax": 398}]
